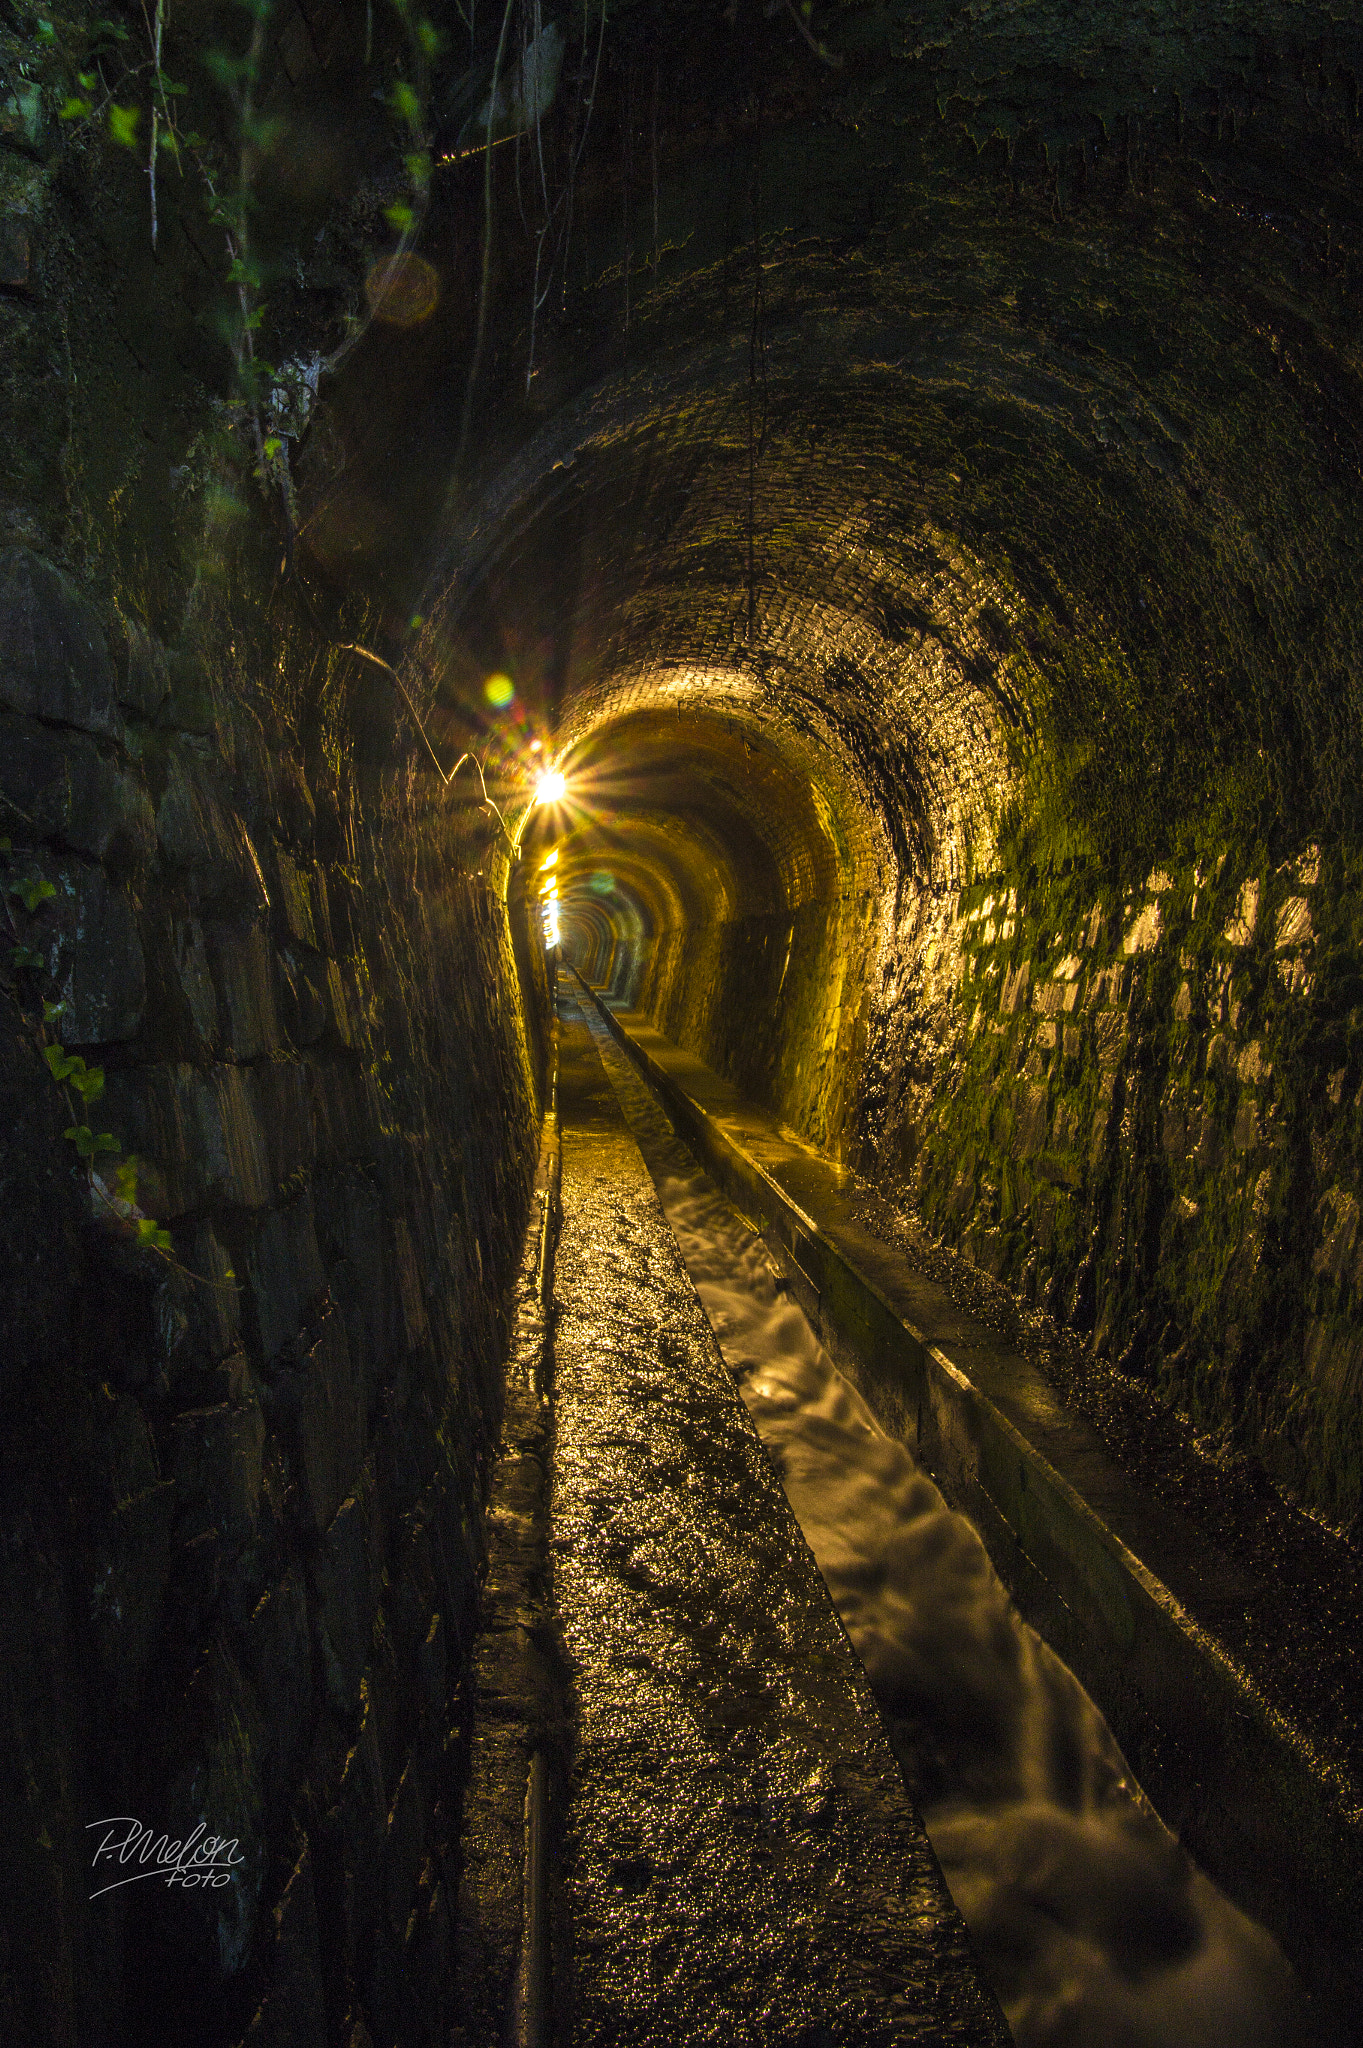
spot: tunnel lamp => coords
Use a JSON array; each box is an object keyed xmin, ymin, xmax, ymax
[
  {"xmin": 540, "ymin": 848, "xmax": 558, "ymax": 870},
  {"xmin": 534, "ymin": 768, "xmax": 567, "ymax": 806}
]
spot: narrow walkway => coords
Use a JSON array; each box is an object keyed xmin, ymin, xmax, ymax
[{"xmin": 546, "ymin": 992, "xmax": 1006, "ymax": 2044}]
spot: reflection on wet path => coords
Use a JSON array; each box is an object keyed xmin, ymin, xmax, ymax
[
  {"xmin": 573, "ymin": 992, "xmax": 1306, "ymax": 2048},
  {"xmin": 549, "ymin": 998, "xmax": 1008, "ymax": 2045}
]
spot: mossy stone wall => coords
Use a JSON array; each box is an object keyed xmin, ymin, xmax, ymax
[
  {"xmin": 0, "ymin": 548, "xmax": 545, "ymax": 2048},
  {"xmin": 890, "ymin": 837, "xmax": 1363, "ymax": 1534}
]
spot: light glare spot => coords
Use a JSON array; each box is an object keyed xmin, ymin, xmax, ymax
[
  {"xmin": 363, "ymin": 252, "xmax": 441, "ymax": 327},
  {"xmin": 484, "ymin": 673, "xmax": 515, "ymax": 709}
]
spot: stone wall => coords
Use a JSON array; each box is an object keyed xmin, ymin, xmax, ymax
[
  {"xmin": 871, "ymin": 839, "xmax": 1363, "ymax": 1536},
  {"xmin": 635, "ymin": 896, "xmax": 878, "ymax": 1163},
  {"xmin": 0, "ymin": 547, "xmax": 545, "ymax": 2048}
]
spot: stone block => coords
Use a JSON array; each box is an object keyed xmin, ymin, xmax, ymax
[
  {"xmin": 999, "ymin": 958, "xmax": 1030, "ymax": 1013},
  {"xmin": 240, "ymin": 1568, "xmax": 313, "ymax": 1812},
  {"xmin": 0, "ymin": 547, "xmax": 118, "ymax": 735},
  {"xmin": 339, "ymin": 1693, "xmax": 386, "ymax": 1965},
  {"xmin": 1234, "ymin": 1095, "xmax": 1260, "ymax": 1151},
  {"xmin": 278, "ymin": 948, "xmax": 340, "ymax": 1050},
  {"xmin": 416, "ymin": 1611, "xmax": 447, "ymax": 1728},
  {"xmin": 309, "ymin": 1066, "xmax": 372, "ymax": 1167},
  {"xmin": 266, "ymin": 750, "xmax": 317, "ymax": 851},
  {"xmin": 287, "ymin": 1310, "xmax": 365, "ymax": 1535},
  {"xmin": 241, "ymin": 1840, "xmax": 327, "ymax": 2048},
  {"xmin": 25, "ymin": 859, "xmax": 146, "ymax": 1044},
  {"xmin": 104, "ymin": 1063, "xmax": 276, "ymax": 1216},
  {"xmin": 171, "ymin": 1395, "xmax": 266, "ymax": 1554},
  {"xmin": 375, "ymin": 1397, "xmax": 441, "ymax": 1527},
  {"xmin": 173, "ymin": 916, "xmax": 221, "ymax": 1053},
  {"xmin": 203, "ymin": 1065, "xmax": 277, "ymax": 1208},
  {"xmin": 384, "ymin": 1753, "xmax": 427, "ymax": 1936},
  {"xmin": 393, "ymin": 1218, "xmax": 431, "ymax": 1352},
  {"xmin": 248, "ymin": 1060, "xmax": 315, "ymax": 1189},
  {"xmin": 312, "ymin": 1475, "xmax": 382, "ymax": 1718},
  {"xmin": 326, "ymin": 959, "xmax": 354, "ymax": 1045},
  {"xmin": 386, "ymin": 1520, "xmax": 439, "ymax": 1676},
  {"xmin": 159, "ymin": 649, "xmax": 222, "ymax": 737},
  {"xmin": 156, "ymin": 1643, "xmax": 268, "ymax": 1980},
  {"xmin": 0, "ymin": 721, "xmax": 156, "ymax": 866},
  {"xmin": 315, "ymin": 1173, "xmax": 400, "ymax": 1393},
  {"xmin": 88, "ymin": 1480, "xmax": 175, "ymax": 1713},
  {"xmin": 275, "ymin": 847, "xmax": 320, "ymax": 950},
  {"xmin": 209, "ymin": 922, "xmax": 283, "ymax": 1061},
  {"xmin": 425, "ymin": 1464, "xmax": 482, "ymax": 1632},
  {"xmin": 247, "ymin": 1195, "xmax": 327, "ymax": 1363},
  {"xmin": 157, "ymin": 750, "xmax": 269, "ymax": 916},
  {"xmin": 1012, "ymin": 1080, "xmax": 1049, "ymax": 1158},
  {"xmin": 112, "ymin": 616, "xmax": 171, "ymax": 719}
]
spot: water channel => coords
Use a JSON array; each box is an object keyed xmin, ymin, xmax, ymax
[{"xmin": 574, "ymin": 990, "xmax": 1306, "ymax": 2048}]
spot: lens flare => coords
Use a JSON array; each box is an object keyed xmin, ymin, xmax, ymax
[
  {"xmin": 363, "ymin": 252, "xmax": 441, "ymax": 328},
  {"xmin": 540, "ymin": 847, "xmax": 559, "ymax": 870},
  {"xmin": 534, "ymin": 768, "xmax": 566, "ymax": 805},
  {"xmin": 484, "ymin": 673, "xmax": 515, "ymax": 709}
]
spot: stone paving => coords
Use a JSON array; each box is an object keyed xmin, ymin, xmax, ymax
[{"xmin": 545, "ymin": 992, "xmax": 1006, "ymax": 2046}]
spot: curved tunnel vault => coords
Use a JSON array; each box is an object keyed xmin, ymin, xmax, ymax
[
  {"xmin": 406, "ymin": 40, "xmax": 1363, "ymax": 1541},
  {"xmin": 11, "ymin": 3, "xmax": 1363, "ymax": 2043}
]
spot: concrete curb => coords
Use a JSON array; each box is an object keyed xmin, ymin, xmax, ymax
[{"xmin": 576, "ymin": 975, "xmax": 1363, "ymax": 2035}]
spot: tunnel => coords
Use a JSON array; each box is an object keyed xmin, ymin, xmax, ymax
[{"xmin": 2, "ymin": 0, "xmax": 1363, "ymax": 2043}]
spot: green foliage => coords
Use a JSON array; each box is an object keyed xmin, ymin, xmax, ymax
[
  {"xmin": 107, "ymin": 102, "xmax": 141, "ymax": 148},
  {"xmin": 64, "ymin": 1123, "xmax": 121, "ymax": 1159},
  {"xmin": 9, "ymin": 876, "xmax": 57, "ymax": 913},
  {"xmin": 44, "ymin": 1045, "xmax": 105, "ymax": 1105}
]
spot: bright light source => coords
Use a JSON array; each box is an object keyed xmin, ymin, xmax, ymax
[
  {"xmin": 534, "ymin": 768, "xmax": 566, "ymax": 806},
  {"xmin": 540, "ymin": 848, "xmax": 558, "ymax": 870}
]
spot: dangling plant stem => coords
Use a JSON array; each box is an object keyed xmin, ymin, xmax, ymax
[
  {"xmin": 746, "ymin": 99, "xmax": 767, "ymax": 644},
  {"xmin": 651, "ymin": 61, "xmax": 659, "ymax": 287},
  {"xmin": 456, "ymin": 0, "xmax": 518, "ymax": 477}
]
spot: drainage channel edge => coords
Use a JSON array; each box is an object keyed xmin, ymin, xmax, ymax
[{"xmin": 573, "ymin": 972, "xmax": 1363, "ymax": 2035}]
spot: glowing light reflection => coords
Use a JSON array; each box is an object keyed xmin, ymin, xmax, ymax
[{"xmin": 363, "ymin": 252, "xmax": 441, "ymax": 328}]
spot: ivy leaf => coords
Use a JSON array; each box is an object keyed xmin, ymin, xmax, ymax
[
  {"xmin": 136, "ymin": 1217, "xmax": 172, "ymax": 1251},
  {"xmin": 384, "ymin": 202, "xmax": 414, "ymax": 232},
  {"xmin": 71, "ymin": 1064, "xmax": 105, "ymax": 1105},
  {"xmin": 44, "ymin": 1044, "xmax": 75, "ymax": 1083},
  {"xmin": 11, "ymin": 945, "xmax": 41, "ymax": 969},
  {"xmin": 390, "ymin": 80, "xmax": 421, "ymax": 130},
  {"xmin": 107, "ymin": 103, "xmax": 141, "ymax": 149},
  {"xmin": 10, "ymin": 875, "xmax": 57, "ymax": 913},
  {"xmin": 42, "ymin": 999, "xmax": 65, "ymax": 1024},
  {"xmin": 59, "ymin": 96, "xmax": 93, "ymax": 122}
]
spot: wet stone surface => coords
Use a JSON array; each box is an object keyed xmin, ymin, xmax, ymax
[{"xmin": 551, "ymin": 995, "xmax": 1005, "ymax": 2046}]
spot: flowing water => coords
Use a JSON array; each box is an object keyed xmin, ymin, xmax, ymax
[{"xmin": 578, "ymin": 997, "xmax": 1307, "ymax": 2048}]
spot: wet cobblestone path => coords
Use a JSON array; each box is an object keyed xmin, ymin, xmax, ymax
[{"xmin": 545, "ymin": 991, "xmax": 1006, "ymax": 2046}]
